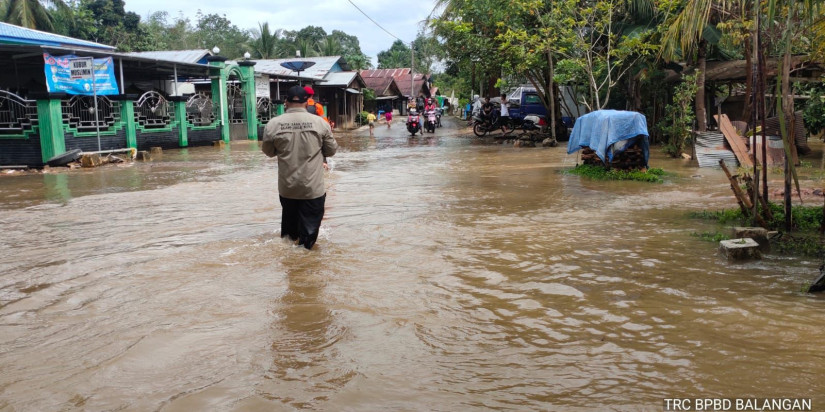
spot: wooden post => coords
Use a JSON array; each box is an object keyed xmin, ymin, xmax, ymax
[{"xmin": 721, "ymin": 160, "xmax": 768, "ymax": 228}]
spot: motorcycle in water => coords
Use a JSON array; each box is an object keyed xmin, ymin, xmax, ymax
[
  {"xmin": 424, "ymin": 110, "xmax": 437, "ymax": 133},
  {"xmin": 435, "ymin": 108, "xmax": 443, "ymax": 128},
  {"xmin": 406, "ymin": 111, "xmax": 422, "ymax": 136}
]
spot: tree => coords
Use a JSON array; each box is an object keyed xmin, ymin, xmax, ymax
[
  {"xmin": 83, "ymin": 0, "xmax": 147, "ymax": 51},
  {"xmin": 328, "ymin": 29, "xmax": 371, "ymax": 67},
  {"xmin": 51, "ymin": 0, "xmax": 96, "ymax": 41},
  {"xmin": 140, "ymin": 11, "xmax": 194, "ymax": 51},
  {"xmin": 249, "ymin": 22, "xmax": 282, "ymax": 59},
  {"xmin": 345, "ymin": 53, "xmax": 371, "ymax": 70},
  {"xmin": 411, "ymin": 32, "xmax": 444, "ymax": 75},
  {"xmin": 291, "ymin": 25, "xmax": 327, "ymax": 45},
  {"xmin": 294, "ymin": 38, "xmax": 316, "ymax": 58},
  {"xmin": 192, "ymin": 11, "xmax": 250, "ymax": 58},
  {"xmin": 551, "ymin": 0, "xmax": 658, "ymax": 111},
  {"xmin": 659, "ymin": 0, "xmax": 732, "ymax": 131},
  {"xmin": 432, "ymin": 0, "xmax": 506, "ymax": 97},
  {"xmin": 377, "ymin": 40, "xmax": 412, "ymax": 68},
  {"xmin": 329, "ymin": 29, "xmax": 362, "ymax": 56},
  {"xmin": 2, "ymin": 0, "xmax": 67, "ymax": 31},
  {"xmin": 315, "ymin": 36, "xmax": 341, "ymax": 57}
]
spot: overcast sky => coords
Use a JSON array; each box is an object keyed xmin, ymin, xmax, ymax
[{"xmin": 127, "ymin": 0, "xmax": 440, "ymax": 66}]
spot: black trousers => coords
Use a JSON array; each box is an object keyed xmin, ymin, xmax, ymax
[{"xmin": 279, "ymin": 194, "xmax": 326, "ymax": 250}]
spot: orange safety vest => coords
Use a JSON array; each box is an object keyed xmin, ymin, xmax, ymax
[{"xmin": 307, "ymin": 98, "xmax": 329, "ymax": 123}]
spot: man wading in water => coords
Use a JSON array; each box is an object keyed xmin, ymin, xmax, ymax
[{"xmin": 262, "ymin": 85, "xmax": 338, "ymax": 250}]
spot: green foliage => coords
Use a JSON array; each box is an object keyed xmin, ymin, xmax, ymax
[
  {"xmin": 50, "ymin": 0, "xmax": 152, "ymax": 51},
  {"xmin": 249, "ymin": 22, "xmax": 281, "ymax": 59},
  {"xmin": 802, "ymin": 86, "xmax": 825, "ymax": 135},
  {"xmin": 345, "ymin": 54, "xmax": 371, "ymax": 70},
  {"xmin": 660, "ymin": 72, "xmax": 698, "ymax": 157},
  {"xmin": 691, "ymin": 231, "xmax": 731, "ymax": 242},
  {"xmin": 139, "ymin": 11, "xmax": 193, "ymax": 51},
  {"xmin": 766, "ymin": 203, "xmax": 824, "ymax": 232},
  {"xmin": 192, "ymin": 12, "xmax": 250, "ymax": 58},
  {"xmin": 377, "ymin": 40, "xmax": 411, "ymax": 69},
  {"xmin": 362, "ymin": 88, "xmax": 376, "ymax": 101},
  {"xmin": 2, "ymin": 0, "xmax": 67, "ymax": 31},
  {"xmin": 566, "ymin": 164, "xmax": 665, "ymax": 182},
  {"xmin": 771, "ymin": 233, "xmax": 825, "ymax": 258},
  {"xmin": 355, "ymin": 111, "xmax": 370, "ymax": 125},
  {"xmin": 687, "ymin": 208, "xmax": 746, "ymax": 225},
  {"xmin": 375, "ymin": 34, "xmax": 441, "ymax": 74},
  {"xmin": 688, "ymin": 206, "xmax": 825, "ymax": 257}
]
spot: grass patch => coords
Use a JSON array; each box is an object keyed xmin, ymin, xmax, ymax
[
  {"xmin": 566, "ymin": 164, "xmax": 666, "ymax": 183},
  {"xmin": 690, "ymin": 203, "xmax": 825, "ymax": 257},
  {"xmin": 691, "ymin": 231, "xmax": 730, "ymax": 242}
]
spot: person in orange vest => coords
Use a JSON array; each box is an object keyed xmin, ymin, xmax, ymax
[
  {"xmin": 303, "ymin": 86, "xmax": 331, "ymax": 170},
  {"xmin": 303, "ymin": 86, "xmax": 328, "ymax": 124}
]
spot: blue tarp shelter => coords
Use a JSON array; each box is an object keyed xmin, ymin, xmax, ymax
[{"xmin": 567, "ymin": 110, "xmax": 650, "ymax": 167}]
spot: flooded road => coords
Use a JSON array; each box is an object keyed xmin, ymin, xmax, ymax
[{"xmin": 2, "ymin": 117, "xmax": 825, "ymax": 411}]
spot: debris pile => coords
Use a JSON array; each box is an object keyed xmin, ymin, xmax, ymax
[{"xmin": 580, "ymin": 143, "xmax": 647, "ymax": 170}]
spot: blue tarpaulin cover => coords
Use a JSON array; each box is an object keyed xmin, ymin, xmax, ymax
[{"xmin": 567, "ymin": 110, "xmax": 650, "ymax": 167}]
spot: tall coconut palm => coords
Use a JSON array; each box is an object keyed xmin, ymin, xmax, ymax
[
  {"xmin": 249, "ymin": 22, "xmax": 281, "ymax": 59},
  {"xmin": 2, "ymin": 0, "xmax": 67, "ymax": 31},
  {"xmin": 315, "ymin": 36, "xmax": 341, "ymax": 57},
  {"xmin": 345, "ymin": 53, "xmax": 371, "ymax": 70},
  {"xmin": 294, "ymin": 38, "xmax": 316, "ymax": 58},
  {"xmin": 660, "ymin": 0, "xmax": 738, "ymax": 131}
]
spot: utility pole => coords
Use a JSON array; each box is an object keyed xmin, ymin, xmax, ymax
[{"xmin": 410, "ymin": 44, "xmax": 415, "ymax": 99}]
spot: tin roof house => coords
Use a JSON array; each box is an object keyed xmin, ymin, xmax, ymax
[
  {"xmin": 361, "ymin": 69, "xmax": 429, "ymax": 115},
  {"xmin": 253, "ymin": 55, "xmax": 366, "ymax": 129}
]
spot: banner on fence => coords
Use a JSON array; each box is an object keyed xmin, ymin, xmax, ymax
[{"xmin": 43, "ymin": 53, "xmax": 119, "ymax": 95}]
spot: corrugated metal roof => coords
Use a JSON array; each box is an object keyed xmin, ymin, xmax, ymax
[
  {"xmin": 124, "ymin": 50, "xmax": 212, "ymax": 65},
  {"xmin": 323, "ymin": 71, "xmax": 357, "ymax": 87},
  {"xmin": 0, "ymin": 22, "xmax": 114, "ymax": 50},
  {"xmin": 361, "ymin": 68, "xmax": 412, "ymax": 79},
  {"xmin": 695, "ymin": 131, "xmax": 739, "ymax": 168},
  {"xmin": 362, "ymin": 76, "xmax": 400, "ymax": 96},
  {"xmin": 360, "ymin": 68, "xmax": 428, "ymax": 97},
  {"xmin": 252, "ymin": 56, "xmax": 345, "ymax": 80}
]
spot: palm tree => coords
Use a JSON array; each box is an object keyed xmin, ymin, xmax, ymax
[
  {"xmin": 315, "ymin": 36, "xmax": 341, "ymax": 57},
  {"xmin": 346, "ymin": 53, "xmax": 371, "ymax": 70},
  {"xmin": 2, "ymin": 0, "xmax": 67, "ymax": 31},
  {"xmin": 660, "ymin": 0, "xmax": 735, "ymax": 131},
  {"xmin": 294, "ymin": 38, "xmax": 316, "ymax": 58},
  {"xmin": 249, "ymin": 22, "xmax": 281, "ymax": 59}
]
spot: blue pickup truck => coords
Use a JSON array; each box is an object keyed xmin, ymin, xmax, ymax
[{"xmin": 504, "ymin": 86, "xmax": 585, "ymax": 130}]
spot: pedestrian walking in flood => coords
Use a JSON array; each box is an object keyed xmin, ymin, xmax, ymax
[
  {"xmin": 367, "ymin": 110, "xmax": 377, "ymax": 136},
  {"xmin": 261, "ymin": 85, "xmax": 338, "ymax": 250},
  {"xmin": 385, "ymin": 110, "xmax": 392, "ymax": 128}
]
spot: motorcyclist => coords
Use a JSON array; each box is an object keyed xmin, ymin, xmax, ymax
[
  {"xmin": 424, "ymin": 98, "xmax": 437, "ymax": 113},
  {"xmin": 406, "ymin": 108, "xmax": 421, "ymax": 135},
  {"xmin": 481, "ymin": 99, "xmax": 496, "ymax": 120},
  {"xmin": 407, "ymin": 108, "xmax": 419, "ymax": 124}
]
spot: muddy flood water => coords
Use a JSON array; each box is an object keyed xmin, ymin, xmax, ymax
[{"xmin": 2, "ymin": 120, "xmax": 825, "ymax": 411}]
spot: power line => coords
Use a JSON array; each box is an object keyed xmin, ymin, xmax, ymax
[{"xmin": 346, "ymin": 0, "xmax": 404, "ymax": 43}]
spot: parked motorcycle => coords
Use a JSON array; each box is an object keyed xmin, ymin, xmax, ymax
[
  {"xmin": 424, "ymin": 110, "xmax": 437, "ymax": 133},
  {"xmin": 474, "ymin": 109, "xmax": 545, "ymax": 137},
  {"xmin": 472, "ymin": 108, "xmax": 502, "ymax": 137},
  {"xmin": 508, "ymin": 114, "xmax": 545, "ymax": 134},
  {"xmin": 407, "ymin": 111, "xmax": 422, "ymax": 136}
]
